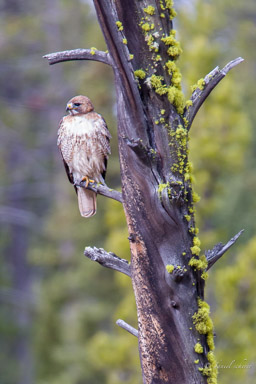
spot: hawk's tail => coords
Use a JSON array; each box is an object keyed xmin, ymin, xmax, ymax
[{"xmin": 77, "ymin": 187, "xmax": 96, "ymax": 218}]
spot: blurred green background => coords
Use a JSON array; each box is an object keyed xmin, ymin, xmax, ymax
[{"xmin": 0, "ymin": 0, "xmax": 255, "ymax": 383}]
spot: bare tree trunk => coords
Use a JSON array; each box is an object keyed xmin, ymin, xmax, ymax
[
  {"xmin": 91, "ymin": 2, "xmax": 210, "ymax": 382},
  {"xmin": 45, "ymin": 0, "xmax": 243, "ymax": 383}
]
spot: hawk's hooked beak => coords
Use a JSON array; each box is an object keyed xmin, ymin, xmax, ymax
[{"xmin": 66, "ymin": 103, "xmax": 73, "ymax": 112}]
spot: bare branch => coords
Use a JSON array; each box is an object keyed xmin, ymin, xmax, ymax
[
  {"xmin": 79, "ymin": 181, "xmax": 123, "ymax": 203},
  {"xmin": 116, "ymin": 319, "xmax": 138, "ymax": 338},
  {"xmin": 43, "ymin": 48, "xmax": 113, "ymax": 67},
  {"xmin": 84, "ymin": 246, "xmax": 131, "ymax": 277},
  {"xmin": 206, "ymin": 229, "xmax": 244, "ymax": 270},
  {"xmin": 184, "ymin": 57, "xmax": 244, "ymax": 130}
]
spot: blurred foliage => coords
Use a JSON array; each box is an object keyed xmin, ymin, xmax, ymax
[{"xmin": 0, "ymin": 0, "xmax": 255, "ymax": 384}]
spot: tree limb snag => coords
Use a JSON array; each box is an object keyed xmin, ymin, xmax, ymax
[
  {"xmin": 184, "ymin": 57, "xmax": 244, "ymax": 130},
  {"xmin": 78, "ymin": 181, "xmax": 123, "ymax": 203},
  {"xmin": 43, "ymin": 48, "xmax": 113, "ymax": 67},
  {"xmin": 84, "ymin": 246, "xmax": 131, "ymax": 277},
  {"xmin": 206, "ymin": 229, "xmax": 244, "ymax": 270},
  {"xmin": 116, "ymin": 319, "xmax": 138, "ymax": 338}
]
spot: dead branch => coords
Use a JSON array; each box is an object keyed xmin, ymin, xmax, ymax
[
  {"xmin": 116, "ymin": 319, "xmax": 138, "ymax": 338},
  {"xmin": 43, "ymin": 48, "xmax": 113, "ymax": 66},
  {"xmin": 79, "ymin": 181, "xmax": 123, "ymax": 203},
  {"xmin": 206, "ymin": 229, "xmax": 244, "ymax": 270},
  {"xmin": 84, "ymin": 246, "xmax": 131, "ymax": 277},
  {"xmin": 184, "ymin": 57, "xmax": 244, "ymax": 130}
]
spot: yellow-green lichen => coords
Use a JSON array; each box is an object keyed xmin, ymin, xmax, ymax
[
  {"xmin": 193, "ymin": 300, "xmax": 217, "ymax": 383},
  {"xmin": 201, "ymin": 271, "xmax": 209, "ymax": 281},
  {"xmin": 161, "ymin": 109, "xmax": 165, "ymax": 115},
  {"xmin": 161, "ymin": 30, "xmax": 182, "ymax": 59},
  {"xmin": 194, "ymin": 359, "xmax": 199, "ymax": 364},
  {"xmin": 165, "ymin": 61, "xmax": 182, "ymax": 88},
  {"xmin": 122, "ymin": 38, "xmax": 127, "ymax": 44},
  {"xmin": 184, "ymin": 215, "xmax": 191, "ymax": 222},
  {"xmin": 185, "ymin": 99, "xmax": 193, "ymax": 108},
  {"xmin": 170, "ymin": 124, "xmax": 188, "ymax": 175},
  {"xmin": 150, "ymin": 75, "xmax": 168, "ymax": 95},
  {"xmin": 207, "ymin": 332, "xmax": 215, "ymax": 352},
  {"xmin": 116, "ymin": 21, "xmax": 123, "ymax": 31},
  {"xmin": 145, "ymin": 33, "xmax": 159, "ymax": 52},
  {"xmin": 158, "ymin": 182, "xmax": 169, "ymax": 197},
  {"xmin": 134, "ymin": 69, "xmax": 146, "ymax": 80},
  {"xmin": 184, "ymin": 160, "xmax": 194, "ymax": 182},
  {"xmin": 198, "ymin": 352, "xmax": 218, "ymax": 384},
  {"xmin": 167, "ymin": 44, "xmax": 182, "ymax": 59},
  {"xmin": 190, "ymin": 246, "xmax": 201, "ymax": 256},
  {"xmin": 141, "ymin": 23, "xmax": 151, "ymax": 32},
  {"xmin": 129, "ymin": 54, "xmax": 134, "ymax": 60},
  {"xmin": 139, "ymin": 7, "xmax": 184, "ymax": 117},
  {"xmin": 167, "ymin": 87, "xmax": 185, "ymax": 114},
  {"xmin": 164, "ymin": 0, "xmax": 177, "ymax": 19},
  {"xmin": 183, "ymin": 117, "xmax": 189, "ymax": 128},
  {"xmin": 192, "ymin": 191, "xmax": 201, "ymax": 203},
  {"xmin": 144, "ymin": 5, "xmax": 155, "ymax": 15},
  {"xmin": 191, "ymin": 78, "xmax": 206, "ymax": 92},
  {"xmin": 189, "ymin": 255, "xmax": 208, "ymax": 270},
  {"xmin": 192, "ymin": 299, "xmax": 214, "ymax": 336},
  {"xmin": 90, "ymin": 47, "xmax": 97, "ymax": 55},
  {"xmin": 166, "ymin": 264, "xmax": 174, "ymax": 274},
  {"xmin": 194, "ymin": 342, "xmax": 203, "ymax": 354},
  {"xmin": 189, "ymin": 227, "xmax": 199, "ymax": 235}
]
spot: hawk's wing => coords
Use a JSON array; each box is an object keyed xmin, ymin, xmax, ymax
[
  {"xmin": 57, "ymin": 118, "xmax": 77, "ymax": 192},
  {"xmin": 92, "ymin": 113, "xmax": 111, "ymax": 181}
]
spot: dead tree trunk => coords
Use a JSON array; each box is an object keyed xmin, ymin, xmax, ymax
[{"xmin": 45, "ymin": 1, "xmax": 243, "ymax": 383}]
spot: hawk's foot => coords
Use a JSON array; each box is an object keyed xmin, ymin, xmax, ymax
[{"xmin": 81, "ymin": 176, "xmax": 95, "ymax": 187}]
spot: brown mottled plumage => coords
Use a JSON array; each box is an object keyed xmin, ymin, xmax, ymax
[{"xmin": 57, "ymin": 95, "xmax": 111, "ymax": 217}]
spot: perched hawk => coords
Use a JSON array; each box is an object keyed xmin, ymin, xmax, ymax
[{"xmin": 57, "ymin": 95, "xmax": 111, "ymax": 217}]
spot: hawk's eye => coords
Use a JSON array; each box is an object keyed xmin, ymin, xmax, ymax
[{"xmin": 74, "ymin": 103, "xmax": 81, "ymax": 107}]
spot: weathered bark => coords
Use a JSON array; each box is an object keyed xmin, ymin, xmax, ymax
[{"xmin": 45, "ymin": 1, "xmax": 243, "ymax": 383}]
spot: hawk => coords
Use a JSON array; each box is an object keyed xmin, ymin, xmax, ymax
[{"xmin": 57, "ymin": 95, "xmax": 111, "ymax": 217}]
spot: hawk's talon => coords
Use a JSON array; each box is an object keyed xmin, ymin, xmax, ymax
[{"xmin": 81, "ymin": 176, "xmax": 95, "ymax": 188}]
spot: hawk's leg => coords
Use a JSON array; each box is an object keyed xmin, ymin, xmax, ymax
[{"xmin": 81, "ymin": 176, "xmax": 95, "ymax": 188}]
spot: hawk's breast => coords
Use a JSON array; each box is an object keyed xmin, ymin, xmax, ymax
[{"xmin": 58, "ymin": 114, "xmax": 110, "ymax": 184}]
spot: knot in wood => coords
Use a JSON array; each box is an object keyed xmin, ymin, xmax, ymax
[
  {"xmin": 171, "ymin": 300, "xmax": 179, "ymax": 308},
  {"xmin": 128, "ymin": 233, "xmax": 136, "ymax": 243}
]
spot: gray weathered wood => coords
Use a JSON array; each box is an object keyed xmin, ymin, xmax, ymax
[{"xmin": 84, "ymin": 247, "xmax": 130, "ymax": 276}]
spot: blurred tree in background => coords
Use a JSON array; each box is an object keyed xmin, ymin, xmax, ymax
[{"xmin": 0, "ymin": 0, "xmax": 255, "ymax": 383}]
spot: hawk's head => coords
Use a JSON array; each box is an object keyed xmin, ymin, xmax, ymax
[{"xmin": 66, "ymin": 95, "xmax": 94, "ymax": 115}]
